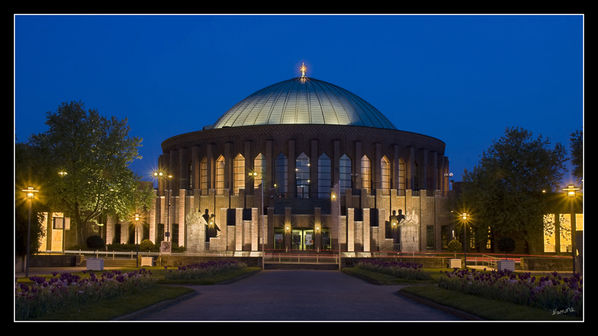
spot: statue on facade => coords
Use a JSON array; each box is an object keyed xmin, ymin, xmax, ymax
[
  {"xmin": 399, "ymin": 208, "xmax": 419, "ymax": 252},
  {"xmin": 203, "ymin": 209, "xmax": 220, "ymax": 240}
]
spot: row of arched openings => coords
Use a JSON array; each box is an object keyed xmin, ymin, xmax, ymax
[{"xmin": 190, "ymin": 153, "xmax": 406, "ymax": 199}]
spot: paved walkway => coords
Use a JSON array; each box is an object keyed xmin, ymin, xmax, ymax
[{"xmin": 128, "ymin": 270, "xmax": 462, "ymax": 322}]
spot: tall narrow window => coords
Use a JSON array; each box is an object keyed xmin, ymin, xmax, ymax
[
  {"xmin": 318, "ymin": 153, "xmax": 331, "ymax": 199},
  {"xmin": 215, "ymin": 155, "xmax": 225, "ymax": 194},
  {"xmin": 296, "ymin": 152, "xmax": 310, "ymax": 199},
  {"xmin": 200, "ymin": 157, "xmax": 208, "ymax": 190},
  {"xmin": 275, "ymin": 153, "xmax": 288, "ymax": 194},
  {"xmin": 188, "ymin": 163, "xmax": 193, "ymax": 189},
  {"xmin": 233, "ymin": 154, "xmax": 245, "ymax": 195},
  {"xmin": 398, "ymin": 158, "xmax": 406, "ymax": 192},
  {"xmin": 361, "ymin": 155, "xmax": 371, "ymax": 190},
  {"xmin": 253, "ymin": 153, "xmax": 266, "ymax": 189},
  {"xmin": 413, "ymin": 162, "xmax": 420, "ymax": 190},
  {"xmin": 381, "ymin": 156, "xmax": 390, "ymax": 190},
  {"xmin": 339, "ymin": 154, "xmax": 352, "ymax": 193}
]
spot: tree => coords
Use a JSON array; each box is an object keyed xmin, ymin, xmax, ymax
[
  {"xmin": 27, "ymin": 101, "xmax": 154, "ymax": 247},
  {"xmin": 15, "ymin": 143, "xmax": 45, "ymax": 256},
  {"xmin": 458, "ymin": 127, "xmax": 567, "ymax": 253},
  {"xmin": 570, "ymin": 130, "xmax": 582, "ymax": 183}
]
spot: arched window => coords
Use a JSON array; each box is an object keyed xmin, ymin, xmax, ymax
[
  {"xmin": 361, "ymin": 155, "xmax": 371, "ymax": 190},
  {"xmin": 296, "ymin": 152, "xmax": 310, "ymax": 199},
  {"xmin": 275, "ymin": 153, "xmax": 288, "ymax": 194},
  {"xmin": 253, "ymin": 153, "xmax": 266, "ymax": 189},
  {"xmin": 215, "ymin": 155, "xmax": 225, "ymax": 194},
  {"xmin": 200, "ymin": 157, "xmax": 208, "ymax": 190},
  {"xmin": 381, "ymin": 156, "xmax": 390, "ymax": 190},
  {"xmin": 339, "ymin": 154, "xmax": 352, "ymax": 193},
  {"xmin": 318, "ymin": 153, "xmax": 331, "ymax": 199},
  {"xmin": 233, "ymin": 154, "xmax": 245, "ymax": 195}
]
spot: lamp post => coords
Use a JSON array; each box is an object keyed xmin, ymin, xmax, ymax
[
  {"xmin": 331, "ymin": 191, "xmax": 341, "ymax": 271},
  {"xmin": 58, "ymin": 170, "xmax": 67, "ymax": 252},
  {"xmin": 563, "ymin": 184, "xmax": 580, "ymax": 274},
  {"xmin": 22, "ymin": 186, "xmax": 39, "ymax": 278},
  {"xmin": 249, "ymin": 170, "xmax": 265, "ymax": 270},
  {"xmin": 461, "ymin": 212, "xmax": 470, "ymax": 269},
  {"xmin": 153, "ymin": 170, "xmax": 173, "ymax": 252}
]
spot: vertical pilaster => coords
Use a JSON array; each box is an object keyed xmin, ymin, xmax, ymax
[
  {"xmin": 288, "ymin": 139, "xmax": 296, "ymax": 198},
  {"xmin": 235, "ymin": 207, "xmax": 243, "ymax": 251},
  {"xmin": 178, "ymin": 189, "xmax": 186, "ymax": 247},
  {"xmin": 363, "ymin": 208, "xmax": 371, "ymax": 252},
  {"xmin": 106, "ymin": 214, "xmax": 115, "ymax": 245},
  {"xmin": 310, "ymin": 139, "xmax": 318, "ymax": 199},
  {"xmin": 120, "ymin": 221, "xmax": 129, "ymax": 244},
  {"xmin": 347, "ymin": 208, "xmax": 355, "ymax": 252},
  {"xmin": 354, "ymin": 141, "xmax": 362, "ymax": 190},
  {"xmin": 375, "ymin": 143, "xmax": 382, "ymax": 190}
]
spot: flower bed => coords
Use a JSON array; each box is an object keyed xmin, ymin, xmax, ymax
[
  {"xmin": 163, "ymin": 260, "xmax": 247, "ymax": 281},
  {"xmin": 15, "ymin": 269, "xmax": 154, "ymax": 320},
  {"xmin": 354, "ymin": 259, "xmax": 431, "ymax": 280},
  {"xmin": 439, "ymin": 269, "xmax": 582, "ymax": 316}
]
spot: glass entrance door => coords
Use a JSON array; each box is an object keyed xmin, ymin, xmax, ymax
[
  {"xmin": 291, "ymin": 230, "xmax": 302, "ymax": 250},
  {"xmin": 291, "ymin": 229, "xmax": 315, "ymax": 250},
  {"xmin": 304, "ymin": 230, "xmax": 314, "ymax": 250}
]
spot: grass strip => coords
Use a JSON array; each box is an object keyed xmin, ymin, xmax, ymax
[
  {"xmin": 399, "ymin": 285, "xmax": 581, "ymax": 321},
  {"xmin": 30, "ymin": 285, "xmax": 194, "ymax": 321},
  {"xmin": 156, "ymin": 266, "xmax": 261, "ymax": 285},
  {"xmin": 342, "ymin": 267, "xmax": 436, "ymax": 285}
]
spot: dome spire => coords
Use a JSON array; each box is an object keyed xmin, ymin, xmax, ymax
[{"xmin": 300, "ymin": 62, "xmax": 307, "ymax": 78}]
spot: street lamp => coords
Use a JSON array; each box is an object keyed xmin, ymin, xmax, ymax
[
  {"xmin": 21, "ymin": 186, "xmax": 39, "ymax": 277},
  {"xmin": 563, "ymin": 184, "xmax": 580, "ymax": 273},
  {"xmin": 331, "ymin": 191, "xmax": 341, "ymax": 271},
  {"xmin": 58, "ymin": 170, "xmax": 68, "ymax": 252},
  {"xmin": 460, "ymin": 212, "xmax": 470, "ymax": 269},
  {"xmin": 248, "ymin": 170, "xmax": 265, "ymax": 270},
  {"xmin": 153, "ymin": 170, "xmax": 173, "ymax": 252}
]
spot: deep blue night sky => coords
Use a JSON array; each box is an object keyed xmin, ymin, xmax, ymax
[{"xmin": 14, "ymin": 14, "xmax": 583, "ymax": 187}]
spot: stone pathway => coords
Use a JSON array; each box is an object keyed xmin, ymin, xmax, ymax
[{"xmin": 129, "ymin": 270, "xmax": 463, "ymax": 321}]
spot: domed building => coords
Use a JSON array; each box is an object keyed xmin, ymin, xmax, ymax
[{"xmin": 115, "ymin": 68, "xmax": 452, "ymax": 256}]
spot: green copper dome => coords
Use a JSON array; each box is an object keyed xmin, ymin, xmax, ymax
[{"xmin": 210, "ymin": 77, "xmax": 397, "ymax": 130}]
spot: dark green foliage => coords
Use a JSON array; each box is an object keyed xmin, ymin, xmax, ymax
[
  {"xmin": 497, "ymin": 237, "xmax": 515, "ymax": 252},
  {"xmin": 86, "ymin": 235, "xmax": 106, "ymax": 249}
]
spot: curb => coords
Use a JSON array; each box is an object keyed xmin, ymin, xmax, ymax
[
  {"xmin": 396, "ymin": 289, "xmax": 484, "ymax": 321},
  {"xmin": 112, "ymin": 289, "xmax": 198, "ymax": 321}
]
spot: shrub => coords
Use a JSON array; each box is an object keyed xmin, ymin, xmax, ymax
[
  {"xmin": 15, "ymin": 269, "xmax": 154, "ymax": 320},
  {"xmin": 163, "ymin": 260, "xmax": 246, "ymax": 281},
  {"xmin": 139, "ymin": 239, "xmax": 155, "ymax": 252},
  {"xmin": 448, "ymin": 239, "xmax": 462, "ymax": 253},
  {"xmin": 354, "ymin": 259, "xmax": 431, "ymax": 280},
  {"xmin": 86, "ymin": 235, "xmax": 105, "ymax": 249},
  {"xmin": 438, "ymin": 269, "xmax": 582, "ymax": 316}
]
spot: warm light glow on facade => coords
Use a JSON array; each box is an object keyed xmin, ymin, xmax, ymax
[{"xmin": 543, "ymin": 213, "xmax": 584, "ymax": 253}]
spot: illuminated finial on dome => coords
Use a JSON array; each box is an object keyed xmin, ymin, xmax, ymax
[{"xmin": 300, "ymin": 62, "xmax": 307, "ymax": 78}]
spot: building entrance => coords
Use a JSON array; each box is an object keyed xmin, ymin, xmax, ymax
[{"xmin": 292, "ymin": 229, "xmax": 315, "ymax": 250}]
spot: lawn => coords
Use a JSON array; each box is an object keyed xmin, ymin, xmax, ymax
[
  {"xmin": 342, "ymin": 266, "xmax": 582, "ymax": 321},
  {"xmin": 16, "ymin": 265, "xmax": 261, "ymax": 321},
  {"xmin": 30, "ymin": 284, "xmax": 194, "ymax": 321},
  {"xmin": 399, "ymin": 285, "xmax": 581, "ymax": 321}
]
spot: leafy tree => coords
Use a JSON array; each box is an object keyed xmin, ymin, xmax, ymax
[
  {"xmin": 458, "ymin": 127, "xmax": 567, "ymax": 253},
  {"xmin": 570, "ymin": 130, "xmax": 582, "ymax": 183},
  {"xmin": 15, "ymin": 143, "xmax": 45, "ymax": 256},
  {"xmin": 26, "ymin": 101, "xmax": 154, "ymax": 247}
]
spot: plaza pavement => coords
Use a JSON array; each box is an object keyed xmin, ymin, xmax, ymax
[{"xmin": 124, "ymin": 269, "xmax": 464, "ymax": 322}]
